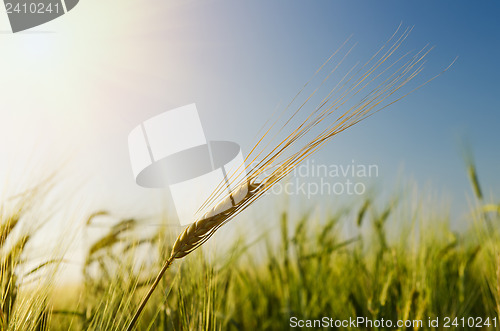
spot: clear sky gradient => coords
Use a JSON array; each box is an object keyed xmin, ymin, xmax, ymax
[{"xmin": 0, "ymin": 1, "xmax": 499, "ymax": 266}]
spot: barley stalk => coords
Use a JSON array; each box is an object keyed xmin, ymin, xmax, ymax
[
  {"xmin": 126, "ymin": 181, "xmax": 260, "ymax": 330},
  {"xmin": 126, "ymin": 26, "xmax": 454, "ymax": 330}
]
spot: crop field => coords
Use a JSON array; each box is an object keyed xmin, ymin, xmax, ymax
[{"xmin": 1, "ymin": 161, "xmax": 499, "ymax": 331}]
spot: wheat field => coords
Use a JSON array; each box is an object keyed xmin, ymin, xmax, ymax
[{"xmin": 1, "ymin": 160, "xmax": 499, "ymax": 330}]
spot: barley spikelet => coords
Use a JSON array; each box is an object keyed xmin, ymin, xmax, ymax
[
  {"xmin": 126, "ymin": 26, "xmax": 454, "ymax": 330},
  {"xmin": 170, "ymin": 181, "xmax": 261, "ymax": 259}
]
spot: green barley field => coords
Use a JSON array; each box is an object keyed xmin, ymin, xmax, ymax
[{"xmin": 1, "ymin": 160, "xmax": 499, "ymax": 331}]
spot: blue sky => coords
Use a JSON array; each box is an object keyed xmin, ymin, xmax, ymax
[
  {"xmin": 0, "ymin": 0, "xmax": 499, "ymax": 242},
  {"xmin": 156, "ymin": 0, "xmax": 500, "ymax": 218}
]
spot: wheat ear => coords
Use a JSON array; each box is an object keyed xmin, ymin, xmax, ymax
[{"xmin": 127, "ymin": 26, "xmax": 453, "ymax": 330}]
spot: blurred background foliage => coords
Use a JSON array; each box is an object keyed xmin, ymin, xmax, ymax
[{"xmin": 1, "ymin": 161, "xmax": 500, "ymax": 330}]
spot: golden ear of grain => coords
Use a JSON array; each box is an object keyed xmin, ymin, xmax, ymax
[
  {"xmin": 128, "ymin": 27, "xmax": 453, "ymax": 330},
  {"xmin": 170, "ymin": 181, "xmax": 260, "ymax": 259}
]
